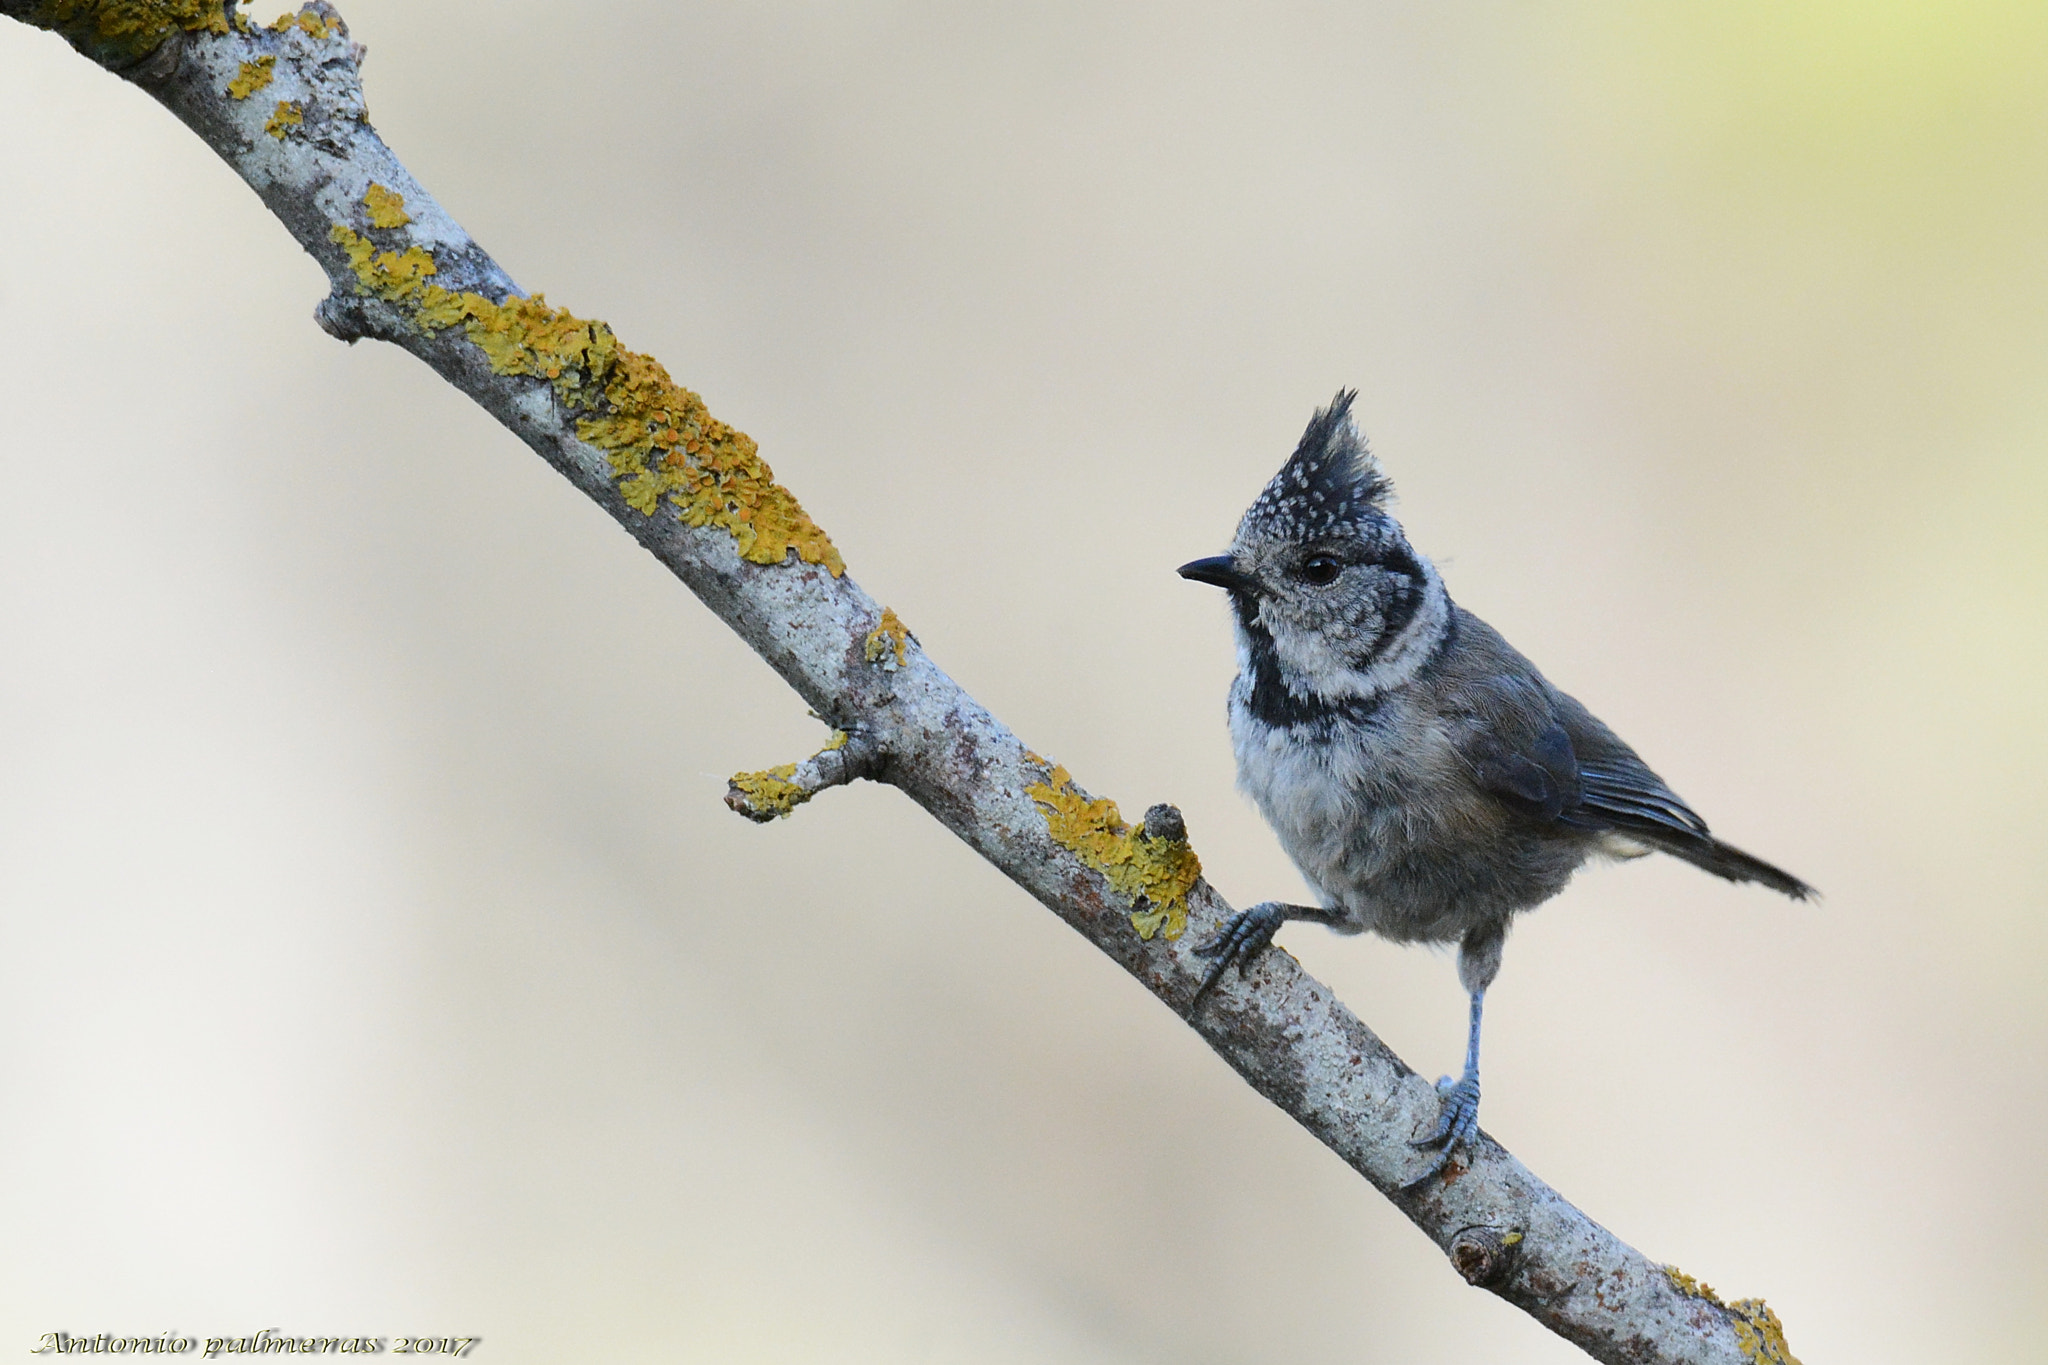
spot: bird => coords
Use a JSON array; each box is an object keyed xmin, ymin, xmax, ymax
[{"xmin": 1177, "ymin": 391, "xmax": 1812, "ymax": 1184}]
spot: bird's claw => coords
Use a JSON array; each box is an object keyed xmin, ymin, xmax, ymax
[
  {"xmin": 1404, "ymin": 1071, "xmax": 1481, "ymax": 1186},
  {"xmin": 1190, "ymin": 902, "xmax": 1290, "ymax": 1005}
]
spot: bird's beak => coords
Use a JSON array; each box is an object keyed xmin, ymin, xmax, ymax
[{"xmin": 1177, "ymin": 555, "xmax": 1255, "ymax": 593}]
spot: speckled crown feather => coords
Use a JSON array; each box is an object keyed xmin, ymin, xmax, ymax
[{"xmin": 1238, "ymin": 390, "xmax": 1392, "ymax": 543}]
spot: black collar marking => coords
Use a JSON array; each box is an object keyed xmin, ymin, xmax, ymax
[
  {"xmin": 1233, "ymin": 595, "xmax": 1387, "ymax": 730},
  {"xmin": 1371, "ymin": 544, "xmax": 1427, "ymax": 650}
]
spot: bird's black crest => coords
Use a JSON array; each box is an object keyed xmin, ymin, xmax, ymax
[{"xmin": 1239, "ymin": 391, "xmax": 1393, "ymax": 542}]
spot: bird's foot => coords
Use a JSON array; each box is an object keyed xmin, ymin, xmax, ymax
[
  {"xmin": 1190, "ymin": 901, "xmax": 1293, "ymax": 1004},
  {"xmin": 1405, "ymin": 1071, "xmax": 1481, "ymax": 1186}
]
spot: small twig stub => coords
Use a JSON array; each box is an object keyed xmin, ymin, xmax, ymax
[{"xmin": 726, "ymin": 730, "xmax": 877, "ymax": 822}]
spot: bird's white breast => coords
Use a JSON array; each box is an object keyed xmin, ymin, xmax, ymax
[{"xmin": 1228, "ymin": 682, "xmax": 1475, "ymax": 942}]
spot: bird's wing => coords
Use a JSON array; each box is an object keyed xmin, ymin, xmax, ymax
[
  {"xmin": 1436, "ymin": 613, "xmax": 1592, "ymax": 825},
  {"xmin": 1440, "ymin": 611, "xmax": 1813, "ymax": 899},
  {"xmin": 1564, "ymin": 754, "xmax": 1711, "ymax": 841},
  {"xmin": 1449, "ymin": 664, "xmax": 1707, "ymax": 843},
  {"xmin": 1463, "ymin": 722, "xmax": 1581, "ymax": 824}
]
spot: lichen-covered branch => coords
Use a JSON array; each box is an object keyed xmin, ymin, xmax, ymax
[
  {"xmin": 0, "ymin": 6, "xmax": 1799, "ymax": 1363},
  {"xmin": 726, "ymin": 729, "xmax": 880, "ymax": 823}
]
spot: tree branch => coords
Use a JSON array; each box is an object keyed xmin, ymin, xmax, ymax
[{"xmin": 1, "ymin": 6, "xmax": 1800, "ymax": 1363}]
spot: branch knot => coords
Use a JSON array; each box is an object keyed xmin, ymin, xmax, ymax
[
  {"xmin": 313, "ymin": 291, "xmax": 371, "ymax": 343},
  {"xmin": 1448, "ymin": 1225, "xmax": 1524, "ymax": 1288}
]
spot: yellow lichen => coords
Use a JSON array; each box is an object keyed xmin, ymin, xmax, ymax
[
  {"xmin": 1663, "ymin": 1267, "xmax": 1801, "ymax": 1365},
  {"xmin": 326, "ymin": 224, "xmax": 843, "ymax": 576},
  {"xmin": 1728, "ymin": 1301, "xmax": 1799, "ymax": 1365},
  {"xmin": 864, "ymin": 608, "xmax": 911, "ymax": 669},
  {"xmin": 227, "ymin": 55, "xmax": 275, "ymax": 99},
  {"xmin": 268, "ymin": 7, "xmax": 338, "ymax": 38},
  {"xmin": 1664, "ymin": 1267, "xmax": 1717, "ymax": 1302},
  {"xmin": 363, "ymin": 183, "xmax": 411, "ymax": 229},
  {"xmin": 729, "ymin": 763, "xmax": 805, "ymax": 819},
  {"xmin": 329, "ymin": 225, "xmax": 434, "ymax": 301},
  {"xmin": 264, "ymin": 99, "xmax": 303, "ymax": 139},
  {"xmin": 27, "ymin": 0, "xmax": 231, "ymax": 64},
  {"xmin": 1026, "ymin": 764, "xmax": 1202, "ymax": 941}
]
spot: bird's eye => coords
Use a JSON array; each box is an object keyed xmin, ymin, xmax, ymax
[{"xmin": 1300, "ymin": 555, "xmax": 1343, "ymax": 586}]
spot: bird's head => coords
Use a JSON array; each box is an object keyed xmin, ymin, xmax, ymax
[{"xmin": 1179, "ymin": 391, "xmax": 1449, "ymax": 704}]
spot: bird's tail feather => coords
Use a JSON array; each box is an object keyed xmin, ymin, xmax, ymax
[{"xmin": 1651, "ymin": 834, "xmax": 1815, "ymax": 901}]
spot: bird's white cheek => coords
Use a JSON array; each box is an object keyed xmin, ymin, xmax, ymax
[{"xmin": 1264, "ymin": 615, "xmax": 1375, "ymax": 701}]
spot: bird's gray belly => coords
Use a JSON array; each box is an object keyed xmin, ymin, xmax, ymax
[{"xmin": 1231, "ymin": 702, "xmax": 1583, "ymax": 944}]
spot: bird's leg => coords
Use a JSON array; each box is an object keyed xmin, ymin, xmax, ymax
[
  {"xmin": 1190, "ymin": 901, "xmax": 1345, "ymax": 1005},
  {"xmin": 1406, "ymin": 920, "xmax": 1504, "ymax": 1184},
  {"xmin": 1407, "ymin": 988, "xmax": 1484, "ymax": 1184}
]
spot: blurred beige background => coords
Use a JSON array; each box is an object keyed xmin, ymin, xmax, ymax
[{"xmin": 3, "ymin": 2, "xmax": 2044, "ymax": 1361}]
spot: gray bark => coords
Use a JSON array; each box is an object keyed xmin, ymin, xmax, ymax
[{"xmin": 0, "ymin": 6, "xmax": 1800, "ymax": 1363}]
